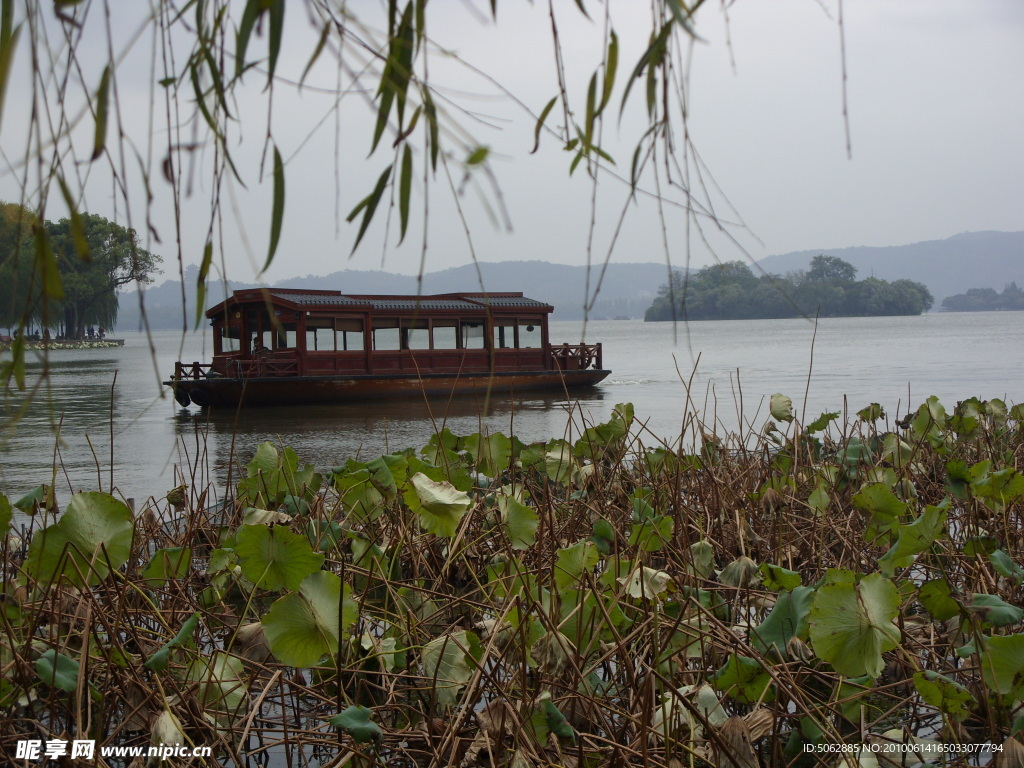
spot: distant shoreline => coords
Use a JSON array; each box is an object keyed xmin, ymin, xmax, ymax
[{"xmin": 0, "ymin": 338, "xmax": 124, "ymax": 351}]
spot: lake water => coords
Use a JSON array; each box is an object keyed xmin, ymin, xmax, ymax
[{"xmin": 2, "ymin": 312, "xmax": 1021, "ymax": 516}]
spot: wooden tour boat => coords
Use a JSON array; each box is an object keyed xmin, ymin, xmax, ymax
[{"xmin": 166, "ymin": 289, "xmax": 610, "ymax": 407}]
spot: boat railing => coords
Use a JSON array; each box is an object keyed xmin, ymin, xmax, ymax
[
  {"xmin": 550, "ymin": 342, "xmax": 602, "ymax": 371},
  {"xmin": 173, "ymin": 361, "xmax": 213, "ymax": 380}
]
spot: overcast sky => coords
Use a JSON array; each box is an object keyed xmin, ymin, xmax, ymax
[{"xmin": 2, "ymin": 1, "xmax": 1022, "ymax": 290}]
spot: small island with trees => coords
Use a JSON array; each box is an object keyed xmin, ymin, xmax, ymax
[
  {"xmin": 941, "ymin": 283, "xmax": 1024, "ymax": 312},
  {"xmin": 0, "ymin": 202, "xmax": 161, "ymax": 345},
  {"xmin": 644, "ymin": 255, "xmax": 933, "ymax": 321}
]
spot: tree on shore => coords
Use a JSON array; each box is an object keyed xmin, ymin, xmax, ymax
[
  {"xmin": 0, "ymin": 204, "xmax": 161, "ymax": 337},
  {"xmin": 941, "ymin": 283, "xmax": 1024, "ymax": 312},
  {"xmin": 644, "ymin": 256, "xmax": 933, "ymax": 321}
]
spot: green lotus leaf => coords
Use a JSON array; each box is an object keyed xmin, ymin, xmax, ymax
[
  {"xmin": 333, "ymin": 468, "xmax": 386, "ymax": 524},
  {"xmin": 808, "ymin": 573, "xmax": 901, "ymax": 678},
  {"xmin": 235, "ymin": 523, "xmax": 324, "ymax": 592},
  {"xmin": 463, "ymin": 432, "xmax": 512, "ymax": 478},
  {"xmin": 913, "ymin": 670, "xmax": 976, "ymax": 722},
  {"xmin": 711, "ymin": 653, "xmax": 775, "ymax": 704},
  {"xmin": 688, "ymin": 540, "xmax": 716, "ymax": 579},
  {"xmin": 144, "ymin": 612, "xmax": 200, "ymax": 672},
  {"xmin": 25, "ymin": 492, "xmax": 133, "ymax": 587},
  {"xmin": 628, "ymin": 514, "xmax": 673, "ymax": 552},
  {"xmin": 141, "ymin": 547, "xmax": 192, "ymax": 589},
  {"xmin": 542, "ymin": 699, "xmax": 576, "ymax": 743},
  {"xmin": 405, "ymin": 473, "xmax": 472, "ymax": 538},
  {"xmin": 918, "ymin": 579, "xmax": 960, "ymax": 621},
  {"xmin": 421, "ymin": 630, "xmax": 479, "ymax": 708},
  {"xmin": 878, "ymin": 502, "xmax": 947, "ymax": 577},
  {"xmin": 554, "ymin": 540, "xmax": 599, "ymax": 589},
  {"xmin": 590, "ymin": 518, "xmax": 616, "ymax": 555},
  {"xmin": 36, "ymin": 649, "xmax": 80, "ymax": 693},
  {"xmin": 544, "ymin": 442, "xmax": 576, "ymax": 485},
  {"xmin": 187, "ymin": 651, "xmax": 248, "ymax": 724},
  {"xmin": 852, "ymin": 483, "xmax": 907, "ymax": 545},
  {"xmin": 981, "ymin": 634, "xmax": 1024, "ymax": 699},
  {"xmin": 967, "ymin": 593, "xmax": 1023, "ymax": 627},
  {"xmin": 329, "ymin": 705, "xmax": 382, "ymax": 744},
  {"xmin": 989, "ymin": 549, "xmax": 1024, "ymax": 585},
  {"xmin": 262, "ymin": 571, "xmax": 357, "ymax": 668},
  {"xmin": 857, "ymin": 403, "xmax": 885, "ymax": 421},
  {"xmin": 718, "ymin": 556, "xmax": 761, "ymax": 589},
  {"xmin": 498, "ymin": 492, "xmax": 538, "ymax": 550},
  {"xmin": 759, "ymin": 563, "xmax": 803, "ymax": 591},
  {"xmin": 751, "ymin": 585, "xmax": 814, "ymax": 657},
  {"xmin": 618, "ymin": 565, "xmax": 674, "ymax": 600},
  {"xmin": 770, "ymin": 393, "xmax": 794, "ymax": 422}
]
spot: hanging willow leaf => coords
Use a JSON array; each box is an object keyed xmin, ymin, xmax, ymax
[
  {"xmin": 267, "ymin": 0, "xmax": 285, "ymax": 87},
  {"xmin": 398, "ymin": 143, "xmax": 413, "ymax": 243},
  {"xmin": 196, "ymin": 240, "xmax": 213, "ymax": 328},
  {"xmin": 347, "ymin": 164, "xmax": 393, "ymax": 253},
  {"xmin": 0, "ymin": 0, "xmax": 20, "ymax": 131},
  {"xmin": 234, "ymin": 0, "xmax": 261, "ymax": 81},
  {"xmin": 531, "ymin": 96, "xmax": 558, "ymax": 154},
  {"xmin": 55, "ymin": 176, "xmax": 89, "ymax": 261},
  {"xmin": 91, "ymin": 65, "xmax": 110, "ymax": 161},
  {"xmin": 262, "ymin": 146, "xmax": 285, "ymax": 273}
]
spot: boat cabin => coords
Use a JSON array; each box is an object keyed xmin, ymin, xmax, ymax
[{"xmin": 195, "ymin": 289, "xmax": 601, "ymax": 379}]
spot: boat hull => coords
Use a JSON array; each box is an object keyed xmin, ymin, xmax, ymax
[{"xmin": 165, "ymin": 369, "xmax": 611, "ymax": 408}]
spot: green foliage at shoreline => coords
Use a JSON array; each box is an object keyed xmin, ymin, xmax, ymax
[
  {"xmin": 1, "ymin": 396, "xmax": 1023, "ymax": 766},
  {"xmin": 645, "ymin": 255, "xmax": 934, "ymax": 321},
  {"xmin": 942, "ymin": 282, "xmax": 1024, "ymax": 312}
]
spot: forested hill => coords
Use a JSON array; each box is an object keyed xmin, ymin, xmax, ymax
[
  {"xmin": 757, "ymin": 231, "xmax": 1024, "ymax": 303},
  {"xmin": 115, "ymin": 261, "xmax": 673, "ymax": 331}
]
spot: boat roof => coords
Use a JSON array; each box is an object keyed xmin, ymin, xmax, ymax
[{"xmin": 207, "ymin": 289, "xmax": 553, "ymax": 317}]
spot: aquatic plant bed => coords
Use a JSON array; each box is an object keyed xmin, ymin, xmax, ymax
[{"xmin": 2, "ymin": 396, "xmax": 1023, "ymax": 767}]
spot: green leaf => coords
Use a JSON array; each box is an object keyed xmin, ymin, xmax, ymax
[
  {"xmin": 531, "ymin": 95, "xmax": 558, "ymax": 153},
  {"xmin": 144, "ymin": 612, "xmax": 200, "ymax": 672},
  {"xmin": 25, "ymin": 492, "xmax": 133, "ymax": 587},
  {"xmin": 770, "ymin": 393, "xmax": 794, "ymax": 422},
  {"xmin": 590, "ymin": 518, "xmax": 615, "ymax": 555},
  {"xmin": 398, "ymin": 143, "xmax": 413, "ymax": 243},
  {"xmin": 979, "ymin": 634, "xmax": 1024, "ymax": 698},
  {"xmin": 542, "ymin": 699, "xmax": 577, "ymax": 743},
  {"xmin": 751, "ymin": 585, "xmax": 814, "ymax": 657},
  {"xmin": 262, "ymin": 571, "xmax": 356, "ymax": 668},
  {"xmin": 877, "ymin": 502, "xmax": 947, "ymax": 576},
  {"xmin": 466, "ymin": 146, "xmax": 489, "ymax": 166},
  {"xmin": 852, "ymin": 483, "xmax": 908, "ymax": 544},
  {"xmin": 711, "ymin": 654, "xmax": 775, "ymax": 705},
  {"xmin": 617, "ymin": 565, "xmax": 674, "ymax": 600},
  {"xmin": 808, "ymin": 573, "xmax": 901, "ymax": 678},
  {"xmin": 806, "ymin": 411, "xmax": 840, "ymax": 434},
  {"xmin": 36, "ymin": 649, "xmax": 80, "ymax": 693},
  {"xmin": 913, "ymin": 670, "xmax": 976, "ymax": 722},
  {"xmin": 967, "ymin": 593, "xmax": 1023, "ymax": 627},
  {"xmin": 262, "ymin": 144, "xmax": 285, "ymax": 272},
  {"xmin": 990, "ymin": 549, "xmax": 1024, "ymax": 585},
  {"xmin": 554, "ymin": 540, "xmax": 599, "ymax": 589},
  {"xmin": 404, "ymin": 473, "xmax": 472, "ymax": 538},
  {"xmin": 235, "ymin": 523, "xmax": 324, "ymax": 592},
  {"xmin": 329, "ymin": 705, "xmax": 382, "ymax": 744},
  {"xmin": 759, "ymin": 563, "xmax": 802, "ymax": 591},
  {"xmin": 918, "ymin": 579, "xmax": 959, "ymax": 621},
  {"xmin": 187, "ymin": 651, "xmax": 248, "ymax": 725},
  {"xmin": 141, "ymin": 547, "xmax": 192, "ymax": 589},
  {"xmin": 91, "ymin": 65, "xmax": 110, "ymax": 161},
  {"xmin": 0, "ymin": 493, "xmax": 11, "ymax": 538},
  {"xmin": 0, "ymin": 4, "xmax": 20, "ymax": 132},
  {"xmin": 195, "ymin": 240, "xmax": 213, "ymax": 328},
  {"xmin": 421, "ymin": 630, "xmax": 477, "ymax": 708},
  {"xmin": 498, "ymin": 492, "xmax": 537, "ymax": 551},
  {"xmin": 628, "ymin": 514, "xmax": 673, "ymax": 552},
  {"xmin": 857, "ymin": 403, "xmax": 885, "ymax": 421},
  {"xmin": 347, "ymin": 164, "xmax": 393, "ymax": 253},
  {"xmin": 463, "ymin": 432, "xmax": 512, "ymax": 477},
  {"xmin": 688, "ymin": 540, "xmax": 716, "ymax": 579}
]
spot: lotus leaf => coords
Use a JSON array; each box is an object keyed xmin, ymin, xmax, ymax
[
  {"xmin": 498, "ymin": 492, "xmax": 537, "ymax": 550},
  {"xmin": 618, "ymin": 565, "xmax": 674, "ymax": 600},
  {"xmin": 144, "ymin": 612, "xmax": 200, "ymax": 672},
  {"xmin": 759, "ymin": 563, "xmax": 802, "ymax": 591},
  {"xmin": 329, "ymin": 705, "xmax": 382, "ymax": 744},
  {"xmin": 967, "ymin": 593, "xmax": 1023, "ymax": 627},
  {"xmin": 877, "ymin": 502, "xmax": 947, "ymax": 576},
  {"xmin": 989, "ymin": 549, "xmax": 1024, "ymax": 584},
  {"xmin": 141, "ymin": 546, "xmax": 191, "ymax": 589},
  {"xmin": 405, "ymin": 473, "xmax": 472, "ymax": 538},
  {"xmin": 463, "ymin": 431, "xmax": 512, "ymax": 477},
  {"xmin": 25, "ymin": 491, "xmax": 133, "ymax": 587},
  {"xmin": 628, "ymin": 514, "xmax": 673, "ymax": 552},
  {"xmin": 913, "ymin": 670, "xmax": 976, "ymax": 722},
  {"xmin": 751, "ymin": 585, "xmax": 813, "ymax": 657},
  {"xmin": 262, "ymin": 571, "xmax": 357, "ymax": 668},
  {"xmin": 554, "ymin": 540, "xmax": 599, "ymax": 589},
  {"xmin": 235, "ymin": 523, "xmax": 324, "ymax": 591},
  {"xmin": 188, "ymin": 651, "xmax": 248, "ymax": 724},
  {"xmin": 808, "ymin": 573, "xmax": 901, "ymax": 678},
  {"xmin": 711, "ymin": 653, "xmax": 775, "ymax": 704},
  {"xmin": 770, "ymin": 393, "xmax": 794, "ymax": 422},
  {"xmin": 918, "ymin": 579, "xmax": 960, "ymax": 621},
  {"xmin": 421, "ymin": 630, "xmax": 479, "ymax": 708}
]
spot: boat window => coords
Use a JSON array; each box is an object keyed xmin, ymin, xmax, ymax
[
  {"xmin": 493, "ymin": 321, "xmax": 515, "ymax": 349},
  {"xmin": 432, "ymin": 319, "xmax": 458, "ymax": 350},
  {"xmin": 518, "ymin": 320, "xmax": 541, "ymax": 348},
  {"xmin": 277, "ymin": 322, "xmax": 297, "ymax": 349},
  {"xmin": 337, "ymin": 319, "xmax": 364, "ymax": 351},
  {"xmin": 306, "ymin": 318, "xmax": 335, "ymax": 352},
  {"xmin": 220, "ymin": 325, "xmax": 241, "ymax": 352},
  {"xmin": 372, "ymin": 318, "xmax": 401, "ymax": 351},
  {"xmin": 401, "ymin": 319, "xmax": 430, "ymax": 350},
  {"xmin": 461, "ymin": 321, "xmax": 485, "ymax": 349}
]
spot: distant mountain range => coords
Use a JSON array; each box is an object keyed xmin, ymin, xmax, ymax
[
  {"xmin": 116, "ymin": 231, "xmax": 1023, "ymax": 330},
  {"xmin": 115, "ymin": 261, "xmax": 675, "ymax": 330},
  {"xmin": 757, "ymin": 231, "xmax": 1023, "ymax": 303}
]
